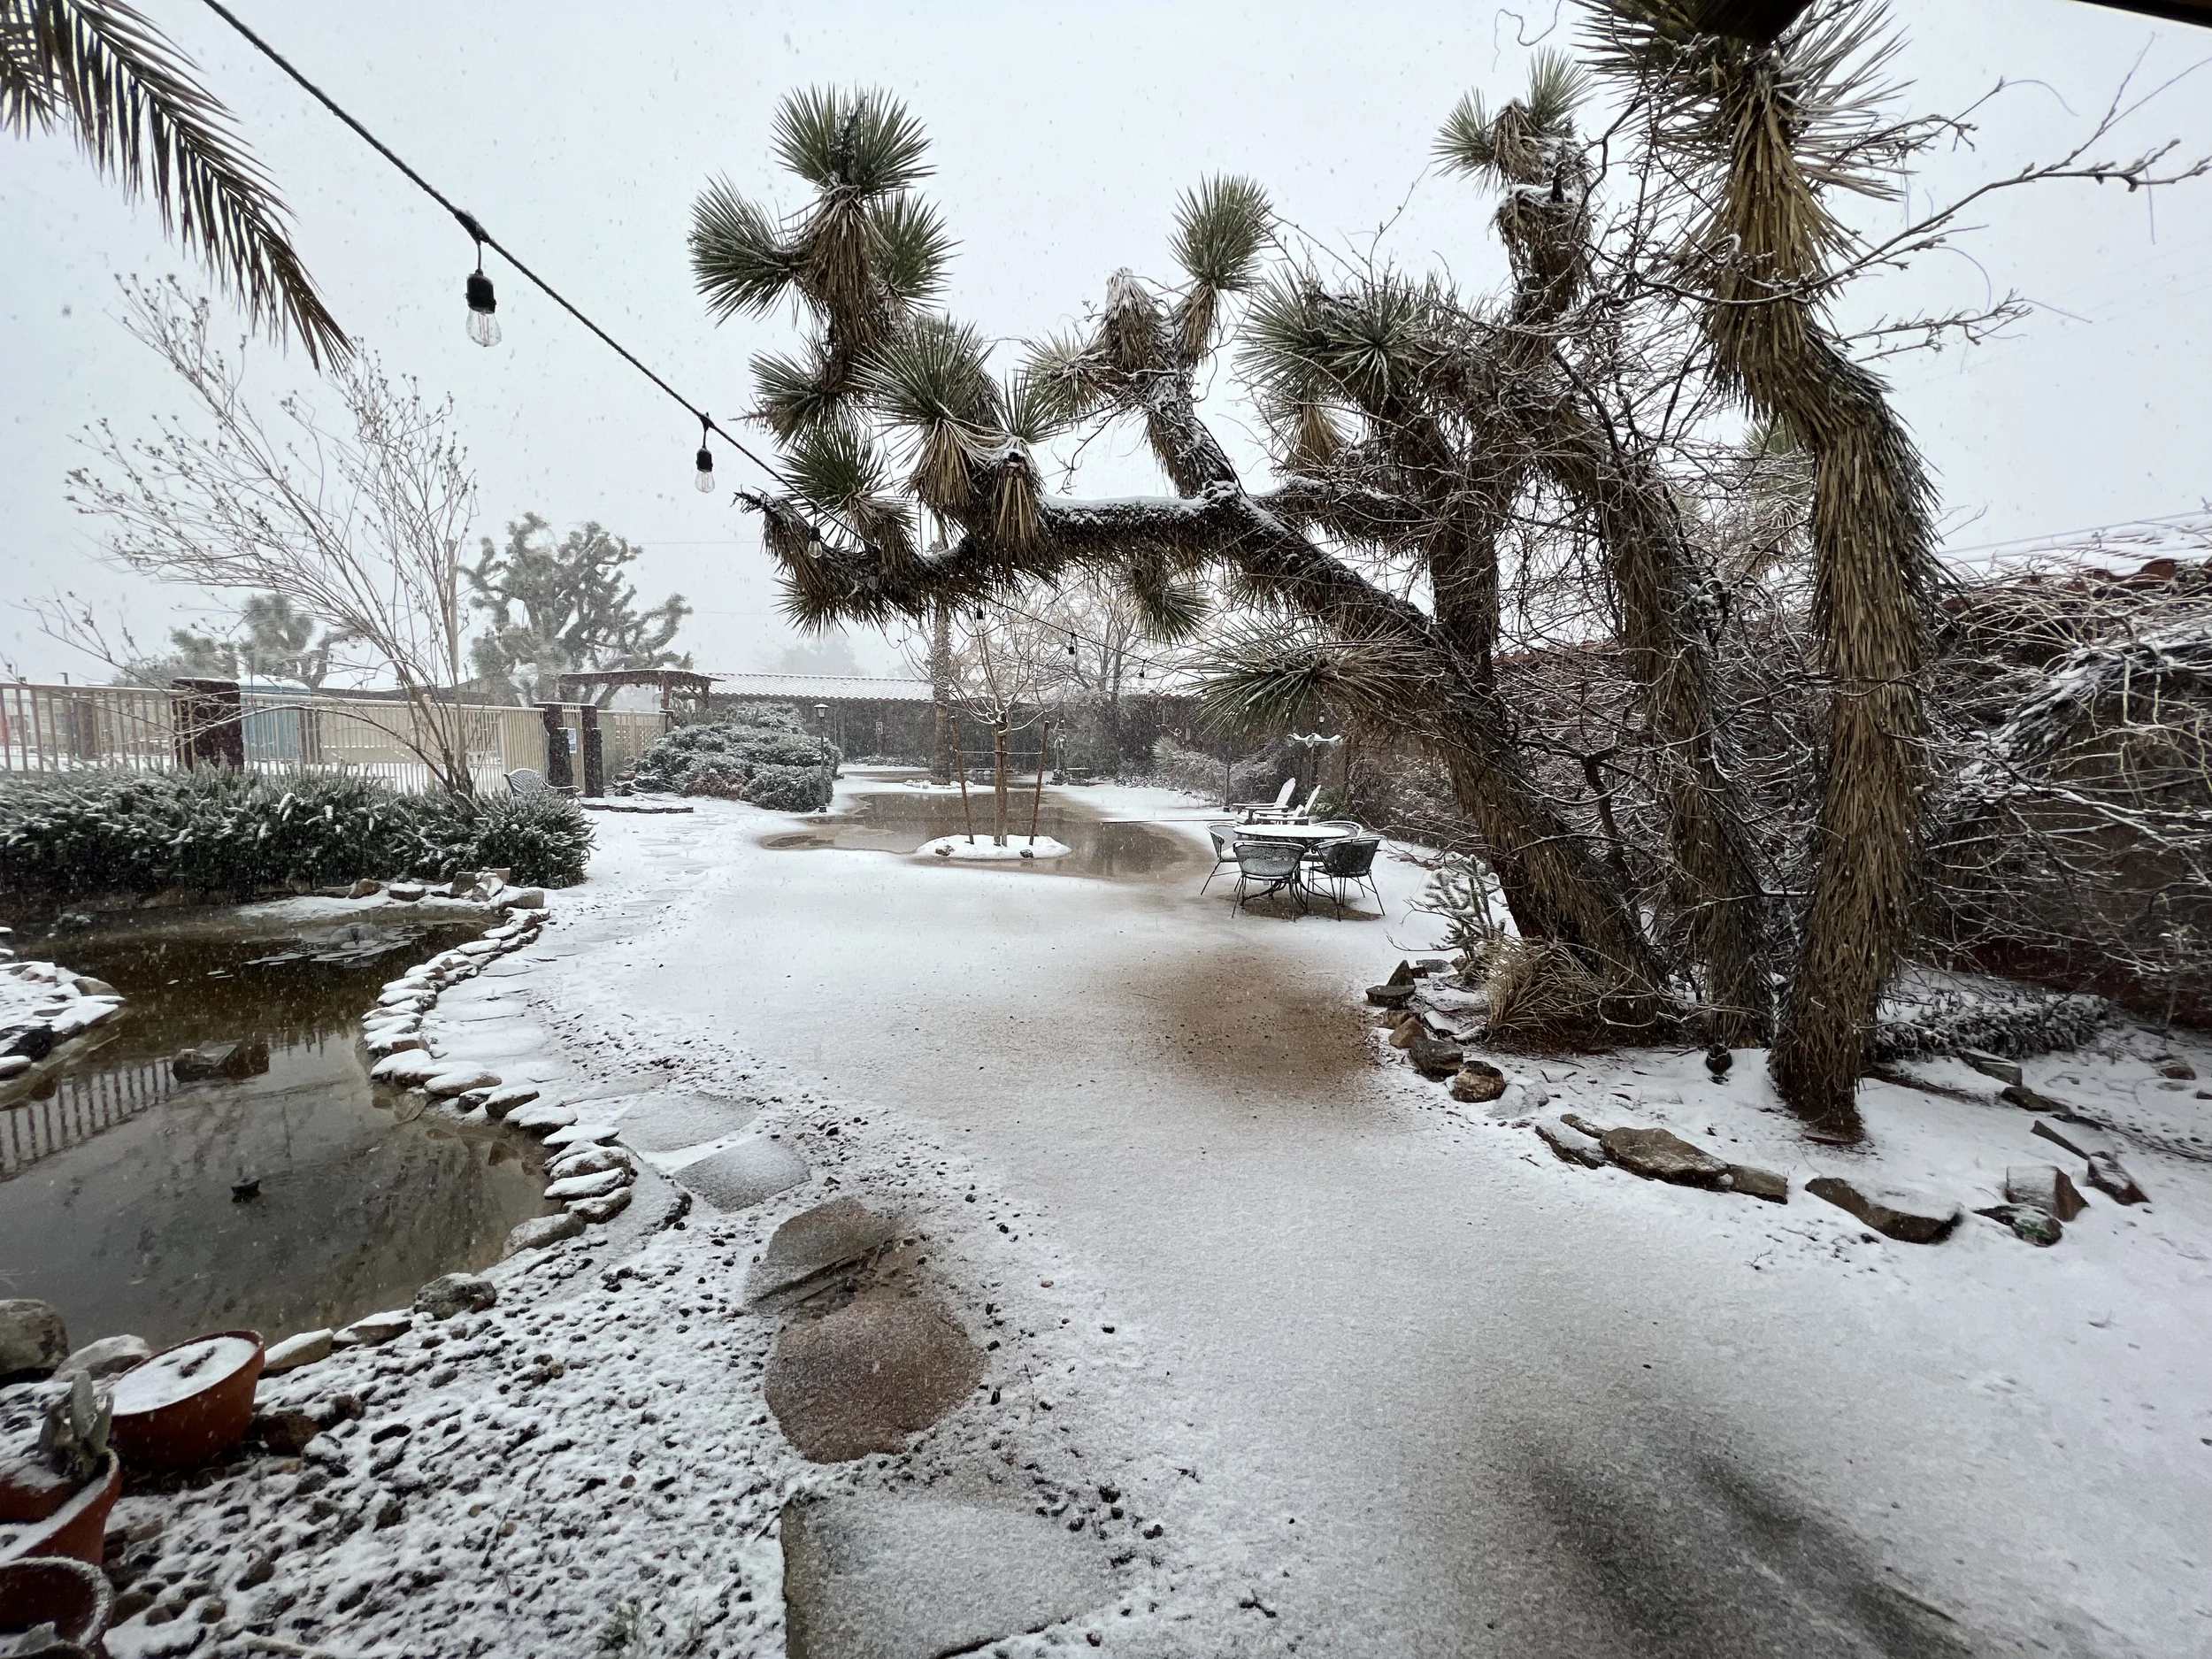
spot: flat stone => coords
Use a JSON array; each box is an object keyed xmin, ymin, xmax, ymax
[
  {"xmin": 2082, "ymin": 1150, "xmax": 2147, "ymax": 1206},
  {"xmin": 387, "ymin": 883, "xmax": 426, "ymax": 902},
  {"xmin": 1534, "ymin": 1118, "xmax": 1607, "ymax": 1169},
  {"xmin": 547, "ymin": 1144, "xmax": 634, "ymax": 1181},
  {"xmin": 764, "ymin": 1296, "xmax": 985, "ymax": 1463},
  {"xmin": 678, "ymin": 1136, "xmax": 810, "ymax": 1214},
  {"xmin": 423, "ymin": 1066, "xmax": 502, "ymax": 1097},
  {"xmin": 1959, "ymin": 1049, "xmax": 2023, "ymax": 1087},
  {"xmin": 1719, "ymin": 1164, "xmax": 1789, "ymax": 1203},
  {"xmin": 1600, "ymin": 1126, "xmax": 1729, "ymax": 1187},
  {"xmin": 544, "ymin": 1168, "xmax": 630, "ymax": 1202},
  {"xmin": 1364, "ymin": 982, "xmax": 1417, "ymax": 1009},
  {"xmin": 504, "ymin": 1212, "xmax": 586, "ymax": 1255},
  {"xmin": 2000, "ymin": 1083, "xmax": 2068, "ymax": 1113},
  {"xmin": 1805, "ymin": 1177, "xmax": 1962, "ymax": 1243},
  {"xmin": 0, "ymin": 1298, "xmax": 68, "ymax": 1380},
  {"xmin": 1977, "ymin": 1203, "xmax": 2062, "ymax": 1246},
  {"xmin": 370, "ymin": 1050, "xmax": 442, "ymax": 1087},
  {"xmin": 480, "ymin": 1084, "xmax": 541, "ymax": 1120},
  {"xmin": 412, "ymin": 1272, "xmax": 497, "ymax": 1320},
  {"xmin": 781, "ymin": 1494, "xmax": 1114, "ymax": 1659},
  {"xmin": 2005, "ymin": 1164, "xmax": 2087, "ymax": 1222},
  {"xmin": 504, "ymin": 888, "xmax": 547, "ymax": 910},
  {"xmin": 58, "ymin": 1333, "xmax": 150, "ymax": 1379},
  {"xmin": 541, "ymin": 1120, "xmax": 619, "ymax": 1148},
  {"xmin": 262, "ymin": 1330, "xmax": 333, "ymax": 1374},
  {"xmin": 506, "ymin": 1102, "xmax": 579, "ymax": 1134},
  {"xmin": 571, "ymin": 1188, "xmax": 633, "ymax": 1224},
  {"xmin": 616, "ymin": 1092, "xmax": 759, "ymax": 1154},
  {"xmin": 745, "ymin": 1200, "xmax": 898, "ymax": 1305},
  {"xmin": 1407, "ymin": 1031, "xmax": 1464, "ymax": 1079},
  {"xmin": 334, "ymin": 1310, "xmax": 412, "ymax": 1348}
]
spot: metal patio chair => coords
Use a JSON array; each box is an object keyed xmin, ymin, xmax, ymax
[
  {"xmin": 1199, "ymin": 822, "xmax": 1241, "ymax": 895},
  {"xmin": 506, "ymin": 767, "xmax": 578, "ymax": 799},
  {"xmin": 1313, "ymin": 835, "xmax": 1383, "ymax": 918},
  {"xmin": 1229, "ymin": 837, "xmax": 1308, "ymax": 917}
]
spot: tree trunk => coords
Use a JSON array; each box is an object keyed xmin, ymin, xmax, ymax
[
  {"xmin": 928, "ymin": 602, "xmax": 955, "ymax": 784},
  {"xmin": 992, "ymin": 720, "xmax": 1010, "ymax": 845}
]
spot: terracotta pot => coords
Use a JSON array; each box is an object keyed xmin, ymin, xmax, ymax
[
  {"xmin": 0, "ymin": 1555, "xmax": 112, "ymax": 1647},
  {"xmin": 108, "ymin": 1332, "xmax": 265, "ymax": 1472},
  {"xmin": 0, "ymin": 1453, "xmax": 119, "ymax": 1568}
]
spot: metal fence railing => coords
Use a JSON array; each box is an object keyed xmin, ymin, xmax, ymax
[{"xmin": 0, "ymin": 681, "xmax": 668, "ymax": 795}]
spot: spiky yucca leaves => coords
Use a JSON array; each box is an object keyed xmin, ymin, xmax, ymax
[
  {"xmin": 1436, "ymin": 48, "xmax": 1589, "ymax": 186},
  {"xmin": 2, "ymin": 0, "xmax": 345, "ymax": 365},
  {"xmin": 1589, "ymin": 0, "xmax": 1932, "ymax": 1139},
  {"xmin": 1192, "ymin": 621, "xmax": 1441, "ymax": 741},
  {"xmin": 858, "ymin": 315, "xmax": 1002, "ymax": 514},
  {"xmin": 1168, "ymin": 174, "xmax": 1271, "ymax": 361}
]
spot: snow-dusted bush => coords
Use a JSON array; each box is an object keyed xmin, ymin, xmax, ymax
[
  {"xmin": 744, "ymin": 762, "xmax": 833, "ymax": 813},
  {"xmin": 0, "ymin": 767, "xmax": 594, "ymax": 897},
  {"xmin": 632, "ymin": 714, "xmax": 839, "ymax": 796},
  {"xmin": 1483, "ymin": 938, "xmax": 1621, "ymax": 1046}
]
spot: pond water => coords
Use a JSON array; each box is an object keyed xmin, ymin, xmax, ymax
[
  {"xmin": 0, "ymin": 911, "xmax": 549, "ymax": 1352},
  {"xmin": 761, "ymin": 787, "xmax": 1205, "ymax": 881}
]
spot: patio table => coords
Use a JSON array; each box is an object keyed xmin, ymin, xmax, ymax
[{"xmin": 1232, "ymin": 823, "xmax": 1356, "ymax": 908}]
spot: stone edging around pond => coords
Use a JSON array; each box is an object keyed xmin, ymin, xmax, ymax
[{"xmin": 0, "ymin": 929, "xmax": 125, "ymax": 1090}]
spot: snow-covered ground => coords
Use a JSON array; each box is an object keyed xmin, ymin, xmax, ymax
[{"xmin": 55, "ymin": 775, "xmax": 2212, "ymax": 1657}]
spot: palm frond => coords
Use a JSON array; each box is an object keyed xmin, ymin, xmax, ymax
[
  {"xmin": 1170, "ymin": 174, "xmax": 1271, "ymax": 294},
  {"xmin": 691, "ymin": 178, "xmax": 797, "ymax": 320},
  {"xmin": 1434, "ymin": 90, "xmax": 1496, "ymax": 177},
  {"xmin": 1020, "ymin": 327, "xmax": 1115, "ymax": 426},
  {"xmin": 866, "ymin": 192, "xmax": 953, "ymax": 307},
  {"xmin": 1525, "ymin": 48, "xmax": 1590, "ymax": 134},
  {"xmin": 1188, "ymin": 620, "xmax": 1431, "ymax": 737},
  {"xmin": 1000, "ymin": 367, "xmax": 1070, "ymax": 446},
  {"xmin": 1240, "ymin": 273, "xmax": 1437, "ymax": 414},
  {"xmin": 1132, "ymin": 580, "xmax": 1210, "ymax": 644},
  {"xmin": 11, "ymin": 0, "xmax": 346, "ymax": 365},
  {"xmin": 772, "ymin": 85, "xmax": 932, "ymax": 197},
  {"xmin": 750, "ymin": 344, "xmax": 843, "ymax": 438},
  {"xmin": 856, "ymin": 313, "xmax": 999, "ymax": 431}
]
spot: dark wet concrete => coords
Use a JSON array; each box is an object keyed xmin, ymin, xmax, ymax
[{"xmin": 0, "ymin": 912, "xmax": 549, "ymax": 1349}]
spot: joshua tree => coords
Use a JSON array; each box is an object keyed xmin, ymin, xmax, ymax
[{"xmin": 3, "ymin": 0, "xmax": 345, "ymax": 364}]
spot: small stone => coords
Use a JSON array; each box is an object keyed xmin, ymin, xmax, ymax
[
  {"xmin": 547, "ymin": 1143, "xmax": 634, "ymax": 1180},
  {"xmin": 347, "ymin": 879, "xmax": 382, "ymax": 898},
  {"xmin": 413, "ymin": 1273, "xmax": 497, "ymax": 1321},
  {"xmin": 236, "ymin": 1555, "xmax": 276, "ymax": 1590},
  {"xmin": 480, "ymin": 1084, "xmax": 541, "ymax": 1120},
  {"xmin": 541, "ymin": 1120, "xmax": 619, "ymax": 1148},
  {"xmin": 2004, "ymin": 1164, "xmax": 2087, "ymax": 1222},
  {"xmin": 2154, "ymin": 1058, "xmax": 2196, "ymax": 1081},
  {"xmin": 1719, "ymin": 1164, "xmax": 1789, "ymax": 1203},
  {"xmin": 1559, "ymin": 1110, "xmax": 1609, "ymax": 1141},
  {"xmin": 250, "ymin": 1409, "xmax": 324, "ymax": 1455},
  {"xmin": 334, "ymin": 1310, "xmax": 412, "ymax": 1348},
  {"xmin": 58, "ymin": 1332, "xmax": 150, "ymax": 1379},
  {"xmin": 544, "ymin": 1168, "xmax": 630, "ymax": 1202},
  {"xmin": 424, "ymin": 1066, "xmax": 502, "ymax": 1098},
  {"xmin": 1999, "ymin": 1083, "xmax": 2067, "ymax": 1114},
  {"xmin": 504, "ymin": 888, "xmax": 547, "ymax": 910},
  {"xmin": 1977, "ymin": 1203, "xmax": 2062, "ymax": 1246},
  {"xmin": 1449, "ymin": 1068, "xmax": 1506, "ymax": 1103},
  {"xmin": 2082, "ymin": 1150, "xmax": 2147, "ymax": 1206},
  {"xmin": 370, "ymin": 1050, "xmax": 442, "ymax": 1087},
  {"xmin": 504, "ymin": 1212, "xmax": 586, "ymax": 1255},
  {"xmin": 262, "ymin": 1329, "xmax": 333, "ymax": 1374},
  {"xmin": 0, "ymin": 1298, "xmax": 68, "ymax": 1380},
  {"xmin": 1804, "ymin": 1177, "xmax": 1962, "ymax": 1244},
  {"xmin": 570, "ymin": 1188, "xmax": 633, "ymax": 1224},
  {"xmin": 1600, "ymin": 1126, "xmax": 1729, "ymax": 1187},
  {"xmin": 374, "ymin": 1495, "xmax": 405, "ymax": 1529},
  {"xmin": 1534, "ymin": 1118, "xmax": 1608, "ymax": 1168},
  {"xmin": 1363, "ymin": 982, "xmax": 1417, "ymax": 1010},
  {"xmin": 1958, "ymin": 1049, "xmax": 2023, "ymax": 1087}
]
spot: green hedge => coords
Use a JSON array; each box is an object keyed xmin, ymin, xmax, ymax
[
  {"xmin": 634, "ymin": 712, "xmax": 837, "ymax": 812},
  {"xmin": 0, "ymin": 768, "xmax": 594, "ymax": 898}
]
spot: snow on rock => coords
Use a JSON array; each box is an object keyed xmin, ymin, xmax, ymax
[
  {"xmin": 916, "ymin": 833, "xmax": 1071, "ymax": 861},
  {"xmin": 0, "ymin": 954, "xmax": 124, "ymax": 1064}
]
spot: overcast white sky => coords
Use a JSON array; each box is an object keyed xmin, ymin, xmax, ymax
[{"xmin": 4, "ymin": 0, "xmax": 2208, "ymax": 684}]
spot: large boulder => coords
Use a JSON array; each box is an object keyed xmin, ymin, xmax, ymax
[
  {"xmin": 1805, "ymin": 1177, "xmax": 1962, "ymax": 1243},
  {"xmin": 57, "ymin": 1333, "xmax": 149, "ymax": 1380},
  {"xmin": 781, "ymin": 1494, "xmax": 1113, "ymax": 1659},
  {"xmin": 0, "ymin": 1300, "xmax": 67, "ymax": 1381},
  {"xmin": 1600, "ymin": 1126, "xmax": 1729, "ymax": 1187},
  {"xmin": 764, "ymin": 1297, "xmax": 984, "ymax": 1463}
]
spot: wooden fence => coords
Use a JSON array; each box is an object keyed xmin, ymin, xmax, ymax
[{"xmin": 0, "ymin": 681, "xmax": 667, "ymax": 795}]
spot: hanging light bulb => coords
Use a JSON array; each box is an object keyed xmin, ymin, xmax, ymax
[
  {"xmin": 465, "ymin": 237, "xmax": 500, "ymax": 348},
  {"xmin": 694, "ymin": 416, "xmax": 716, "ymax": 494}
]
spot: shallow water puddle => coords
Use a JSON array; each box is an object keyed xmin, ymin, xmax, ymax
[
  {"xmin": 0, "ymin": 913, "xmax": 548, "ymax": 1349},
  {"xmin": 764, "ymin": 787, "xmax": 1205, "ymax": 879}
]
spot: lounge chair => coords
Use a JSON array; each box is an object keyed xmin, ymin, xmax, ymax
[
  {"xmin": 506, "ymin": 767, "xmax": 578, "ymax": 799},
  {"xmin": 1241, "ymin": 779, "xmax": 1300, "ymax": 823},
  {"xmin": 1230, "ymin": 838, "xmax": 1307, "ymax": 917},
  {"xmin": 1314, "ymin": 836, "xmax": 1383, "ymax": 918},
  {"xmin": 1286, "ymin": 785, "xmax": 1324, "ymax": 823}
]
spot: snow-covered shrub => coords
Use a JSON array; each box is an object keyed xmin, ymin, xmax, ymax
[
  {"xmin": 1483, "ymin": 938, "xmax": 1617, "ymax": 1045},
  {"xmin": 744, "ymin": 762, "xmax": 833, "ymax": 813},
  {"xmin": 405, "ymin": 791, "xmax": 595, "ymax": 888},
  {"xmin": 1416, "ymin": 852, "xmax": 1508, "ymax": 976},
  {"xmin": 0, "ymin": 767, "xmax": 595, "ymax": 897},
  {"xmin": 1869, "ymin": 981, "xmax": 2116, "ymax": 1064},
  {"xmin": 680, "ymin": 763, "xmax": 749, "ymax": 800},
  {"xmin": 631, "ymin": 716, "xmax": 839, "ymax": 795}
]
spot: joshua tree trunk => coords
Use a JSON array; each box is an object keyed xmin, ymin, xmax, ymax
[{"xmin": 929, "ymin": 602, "xmax": 956, "ymax": 784}]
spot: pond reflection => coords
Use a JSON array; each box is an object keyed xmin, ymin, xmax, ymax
[{"xmin": 763, "ymin": 788, "xmax": 1203, "ymax": 880}]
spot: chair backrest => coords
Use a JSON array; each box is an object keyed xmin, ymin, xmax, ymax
[
  {"xmin": 1272, "ymin": 778, "xmax": 1297, "ymax": 808},
  {"xmin": 1317, "ymin": 819, "xmax": 1363, "ymax": 836},
  {"xmin": 1293, "ymin": 786, "xmax": 1323, "ymax": 819},
  {"xmin": 1320, "ymin": 836, "xmax": 1380, "ymax": 878},
  {"xmin": 506, "ymin": 768, "xmax": 548, "ymax": 796},
  {"xmin": 1234, "ymin": 840, "xmax": 1304, "ymax": 879},
  {"xmin": 1207, "ymin": 823, "xmax": 1239, "ymax": 857}
]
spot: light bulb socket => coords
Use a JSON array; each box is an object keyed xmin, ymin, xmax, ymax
[
  {"xmin": 466, "ymin": 270, "xmax": 496, "ymax": 315},
  {"xmin": 694, "ymin": 446, "xmax": 716, "ymax": 493}
]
